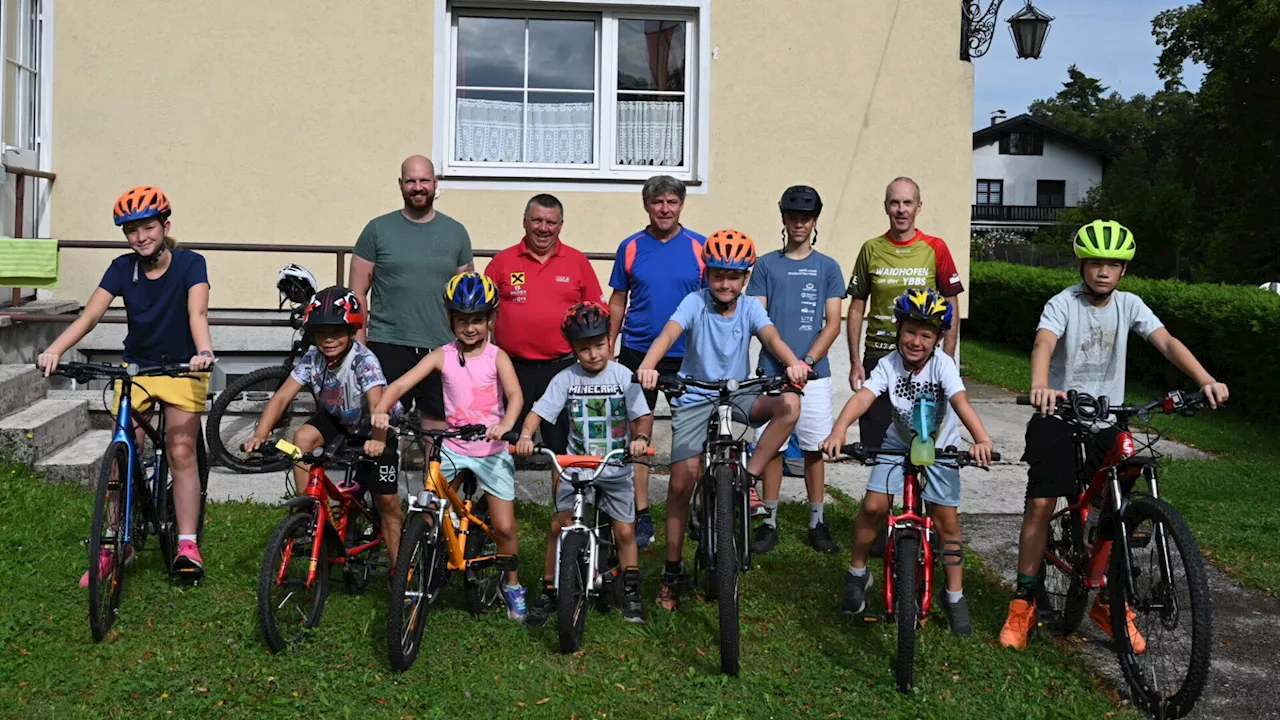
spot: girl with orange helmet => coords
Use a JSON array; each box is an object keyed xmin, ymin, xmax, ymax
[
  {"xmin": 635, "ymin": 230, "xmax": 812, "ymax": 611},
  {"xmin": 38, "ymin": 186, "xmax": 216, "ymax": 582}
]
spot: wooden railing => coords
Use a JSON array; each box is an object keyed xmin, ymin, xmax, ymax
[{"xmin": 971, "ymin": 204, "xmax": 1064, "ymax": 223}]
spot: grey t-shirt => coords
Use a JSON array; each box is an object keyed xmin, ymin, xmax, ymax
[
  {"xmin": 532, "ymin": 360, "xmax": 651, "ymax": 481},
  {"xmin": 354, "ymin": 210, "xmax": 473, "ymax": 348},
  {"xmin": 747, "ymin": 249, "xmax": 846, "ymax": 378},
  {"xmin": 1037, "ymin": 284, "xmax": 1164, "ymax": 405}
]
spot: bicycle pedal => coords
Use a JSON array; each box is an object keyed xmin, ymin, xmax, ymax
[
  {"xmin": 857, "ymin": 612, "xmax": 887, "ymax": 624},
  {"xmin": 1127, "ymin": 530, "xmax": 1153, "ymax": 549}
]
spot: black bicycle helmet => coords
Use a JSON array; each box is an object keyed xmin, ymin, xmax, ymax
[
  {"xmin": 561, "ymin": 301, "xmax": 610, "ymax": 342},
  {"xmin": 302, "ymin": 285, "xmax": 365, "ymax": 329},
  {"xmin": 779, "ymin": 185, "xmax": 823, "ymax": 216}
]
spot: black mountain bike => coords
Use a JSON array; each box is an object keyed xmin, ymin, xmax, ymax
[{"xmin": 649, "ymin": 371, "xmax": 809, "ymax": 676}]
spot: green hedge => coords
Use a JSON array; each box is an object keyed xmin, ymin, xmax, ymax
[{"xmin": 967, "ymin": 262, "xmax": 1280, "ymax": 419}]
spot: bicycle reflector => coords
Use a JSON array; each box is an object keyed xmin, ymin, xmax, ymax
[{"xmin": 274, "ymin": 438, "xmax": 304, "ymax": 461}]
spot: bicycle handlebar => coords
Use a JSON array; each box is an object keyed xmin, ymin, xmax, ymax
[
  {"xmin": 632, "ymin": 371, "xmax": 818, "ymax": 396},
  {"xmin": 386, "ymin": 419, "xmax": 489, "ymax": 443},
  {"xmin": 838, "ymin": 442, "xmax": 1000, "ymax": 468},
  {"xmin": 44, "ymin": 361, "xmax": 196, "ymax": 381},
  {"xmin": 500, "ymin": 430, "xmax": 654, "ymax": 484},
  {"xmin": 256, "ymin": 436, "xmax": 368, "ymax": 467},
  {"xmin": 1015, "ymin": 389, "xmax": 1208, "ymax": 423}
]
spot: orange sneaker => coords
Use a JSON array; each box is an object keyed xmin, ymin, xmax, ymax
[
  {"xmin": 998, "ymin": 598, "xmax": 1037, "ymax": 649},
  {"xmin": 1089, "ymin": 595, "xmax": 1146, "ymax": 654}
]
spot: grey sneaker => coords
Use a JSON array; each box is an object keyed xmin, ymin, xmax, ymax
[
  {"xmin": 941, "ymin": 595, "xmax": 973, "ymax": 636},
  {"xmin": 806, "ymin": 523, "xmax": 840, "ymax": 554},
  {"xmin": 841, "ymin": 570, "xmax": 874, "ymax": 615},
  {"xmin": 750, "ymin": 523, "xmax": 779, "ymax": 554},
  {"xmin": 622, "ymin": 586, "xmax": 647, "ymax": 624}
]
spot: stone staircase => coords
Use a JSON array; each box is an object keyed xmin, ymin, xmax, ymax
[{"xmin": 0, "ymin": 364, "xmax": 114, "ymax": 486}]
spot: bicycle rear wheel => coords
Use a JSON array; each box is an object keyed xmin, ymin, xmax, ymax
[
  {"xmin": 88, "ymin": 441, "xmax": 130, "ymax": 642},
  {"xmin": 697, "ymin": 476, "xmax": 717, "ymax": 601},
  {"xmin": 1109, "ymin": 496, "xmax": 1211, "ymax": 719},
  {"xmin": 557, "ymin": 531, "xmax": 590, "ymax": 653},
  {"xmin": 893, "ymin": 532, "xmax": 921, "ymax": 693},
  {"xmin": 713, "ymin": 464, "xmax": 741, "ymax": 676},
  {"xmin": 1037, "ymin": 497, "xmax": 1089, "ymax": 635},
  {"xmin": 207, "ymin": 365, "xmax": 301, "ymax": 473},
  {"xmin": 387, "ymin": 513, "xmax": 446, "ymax": 670},
  {"xmin": 464, "ymin": 497, "xmax": 502, "ymax": 616},
  {"xmin": 257, "ymin": 511, "xmax": 329, "ymax": 653}
]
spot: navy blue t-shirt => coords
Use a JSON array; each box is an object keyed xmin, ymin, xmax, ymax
[{"xmin": 98, "ymin": 248, "xmax": 210, "ymax": 364}]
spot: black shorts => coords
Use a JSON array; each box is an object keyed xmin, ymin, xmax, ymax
[
  {"xmin": 858, "ymin": 354, "xmax": 894, "ymax": 448},
  {"xmin": 618, "ymin": 345, "xmax": 683, "ymax": 413},
  {"xmin": 305, "ymin": 413, "xmax": 400, "ymax": 496},
  {"xmin": 368, "ymin": 341, "xmax": 445, "ymax": 421},
  {"xmin": 1021, "ymin": 414, "xmax": 1122, "ymax": 499},
  {"xmin": 510, "ymin": 355, "xmax": 575, "ymax": 455}
]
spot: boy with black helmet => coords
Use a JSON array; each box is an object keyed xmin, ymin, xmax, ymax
[
  {"xmin": 746, "ymin": 185, "xmax": 847, "ymax": 555},
  {"xmin": 243, "ymin": 285, "xmax": 406, "ymax": 565},
  {"xmin": 516, "ymin": 301, "xmax": 655, "ymax": 625},
  {"xmin": 998, "ymin": 220, "xmax": 1229, "ymax": 651}
]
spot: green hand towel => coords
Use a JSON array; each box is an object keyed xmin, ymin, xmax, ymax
[{"xmin": 0, "ymin": 237, "xmax": 59, "ymax": 289}]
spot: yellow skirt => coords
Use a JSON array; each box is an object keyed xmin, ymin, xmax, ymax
[{"xmin": 112, "ymin": 371, "xmax": 211, "ymax": 414}]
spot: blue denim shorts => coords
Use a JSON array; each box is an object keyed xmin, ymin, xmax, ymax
[{"xmin": 866, "ymin": 454, "xmax": 962, "ymax": 508}]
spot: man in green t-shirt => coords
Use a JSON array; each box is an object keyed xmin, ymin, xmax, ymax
[
  {"xmin": 349, "ymin": 155, "xmax": 473, "ymax": 425},
  {"xmin": 845, "ymin": 177, "xmax": 964, "ymax": 447}
]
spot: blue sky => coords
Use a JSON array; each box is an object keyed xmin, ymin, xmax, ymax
[{"xmin": 973, "ymin": 0, "xmax": 1206, "ymax": 129}]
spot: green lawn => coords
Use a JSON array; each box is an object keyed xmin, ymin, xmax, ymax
[
  {"xmin": 0, "ymin": 461, "xmax": 1132, "ymax": 720},
  {"xmin": 960, "ymin": 339, "xmax": 1280, "ymax": 593}
]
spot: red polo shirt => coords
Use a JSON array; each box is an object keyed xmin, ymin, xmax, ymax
[{"xmin": 485, "ymin": 238, "xmax": 604, "ymax": 360}]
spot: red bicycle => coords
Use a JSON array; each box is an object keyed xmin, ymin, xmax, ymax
[
  {"xmin": 256, "ymin": 436, "xmax": 387, "ymax": 653},
  {"xmin": 838, "ymin": 442, "xmax": 998, "ymax": 693},
  {"xmin": 1024, "ymin": 389, "xmax": 1212, "ymax": 719}
]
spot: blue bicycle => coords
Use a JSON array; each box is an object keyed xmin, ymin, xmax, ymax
[{"xmin": 48, "ymin": 362, "xmax": 210, "ymax": 642}]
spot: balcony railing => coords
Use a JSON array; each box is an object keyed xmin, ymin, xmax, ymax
[{"xmin": 971, "ymin": 204, "xmax": 1063, "ymax": 223}]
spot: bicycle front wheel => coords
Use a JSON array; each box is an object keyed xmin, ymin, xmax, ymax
[
  {"xmin": 257, "ymin": 511, "xmax": 329, "ymax": 653},
  {"xmin": 387, "ymin": 513, "xmax": 446, "ymax": 670},
  {"xmin": 557, "ymin": 531, "xmax": 590, "ymax": 653},
  {"xmin": 207, "ymin": 365, "xmax": 300, "ymax": 473},
  {"xmin": 1108, "ymin": 496, "xmax": 1211, "ymax": 719},
  {"xmin": 893, "ymin": 532, "xmax": 921, "ymax": 693},
  {"xmin": 713, "ymin": 464, "xmax": 740, "ymax": 676},
  {"xmin": 88, "ymin": 441, "xmax": 130, "ymax": 642}
]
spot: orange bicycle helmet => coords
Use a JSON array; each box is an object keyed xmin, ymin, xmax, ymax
[
  {"xmin": 703, "ymin": 229, "xmax": 756, "ymax": 271},
  {"xmin": 113, "ymin": 186, "xmax": 172, "ymax": 226}
]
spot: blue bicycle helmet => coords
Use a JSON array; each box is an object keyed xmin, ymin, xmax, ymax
[
  {"xmin": 443, "ymin": 272, "xmax": 499, "ymax": 313},
  {"xmin": 893, "ymin": 288, "xmax": 953, "ymax": 332}
]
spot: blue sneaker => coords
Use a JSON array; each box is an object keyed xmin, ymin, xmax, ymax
[
  {"xmin": 635, "ymin": 511, "xmax": 656, "ymax": 549},
  {"xmin": 502, "ymin": 584, "xmax": 528, "ymax": 622}
]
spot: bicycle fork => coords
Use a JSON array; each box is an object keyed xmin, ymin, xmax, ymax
[
  {"xmin": 554, "ymin": 482, "xmax": 599, "ymax": 594},
  {"xmin": 883, "ymin": 471, "xmax": 935, "ymax": 620}
]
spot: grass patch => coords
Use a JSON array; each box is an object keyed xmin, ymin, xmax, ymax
[
  {"xmin": 960, "ymin": 338, "xmax": 1280, "ymax": 593},
  {"xmin": 0, "ymin": 460, "xmax": 1132, "ymax": 719}
]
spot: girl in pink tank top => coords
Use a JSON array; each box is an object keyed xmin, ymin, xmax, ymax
[{"xmin": 441, "ymin": 342, "xmax": 509, "ymax": 456}]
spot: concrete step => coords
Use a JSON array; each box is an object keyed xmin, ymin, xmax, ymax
[
  {"xmin": 0, "ymin": 364, "xmax": 47, "ymax": 418},
  {"xmin": 34, "ymin": 429, "xmax": 115, "ymax": 487},
  {"xmin": 0, "ymin": 397, "xmax": 89, "ymax": 463}
]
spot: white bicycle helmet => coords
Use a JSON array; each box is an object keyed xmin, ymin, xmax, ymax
[{"xmin": 277, "ymin": 263, "xmax": 318, "ymax": 305}]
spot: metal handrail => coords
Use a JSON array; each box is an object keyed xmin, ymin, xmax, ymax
[{"xmin": 3, "ymin": 164, "xmax": 57, "ymax": 308}]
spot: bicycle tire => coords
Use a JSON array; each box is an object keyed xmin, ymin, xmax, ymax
[
  {"xmin": 698, "ymin": 477, "xmax": 717, "ymax": 601},
  {"xmin": 257, "ymin": 511, "xmax": 329, "ymax": 653},
  {"xmin": 893, "ymin": 532, "xmax": 921, "ymax": 693},
  {"xmin": 156, "ymin": 449, "xmax": 177, "ymax": 569},
  {"xmin": 595, "ymin": 520, "xmax": 618, "ymax": 614},
  {"xmin": 343, "ymin": 498, "xmax": 381, "ymax": 595},
  {"xmin": 196, "ymin": 429, "xmax": 209, "ymax": 545},
  {"xmin": 557, "ymin": 531, "xmax": 590, "ymax": 653},
  {"xmin": 207, "ymin": 365, "xmax": 298, "ymax": 473},
  {"xmin": 714, "ymin": 464, "xmax": 740, "ymax": 676},
  {"xmin": 463, "ymin": 497, "xmax": 502, "ymax": 616},
  {"xmin": 1108, "ymin": 496, "xmax": 1211, "ymax": 719},
  {"xmin": 88, "ymin": 441, "xmax": 130, "ymax": 642},
  {"xmin": 1037, "ymin": 498, "xmax": 1089, "ymax": 636},
  {"xmin": 387, "ymin": 513, "xmax": 444, "ymax": 670}
]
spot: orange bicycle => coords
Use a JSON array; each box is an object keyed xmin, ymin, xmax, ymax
[{"xmin": 387, "ymin": 421, "xmax": 507, "ymax": 670}]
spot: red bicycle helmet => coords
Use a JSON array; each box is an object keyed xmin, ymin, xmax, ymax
[
  {"xmin": 561, "ymin": 301, "xmax": 611, "ymax": 342},
  {"xmin": 113, "ymin": 186, "xmax": 172, "ymax": 226},
  {"xmin": 302, "ymin": 286, "xmax": 365, "ymax": 329}
]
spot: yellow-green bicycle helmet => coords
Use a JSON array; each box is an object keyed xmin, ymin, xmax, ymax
[{"xmin": 1073, "ymin": 220, "xmax": 1136, "ymax": 262}]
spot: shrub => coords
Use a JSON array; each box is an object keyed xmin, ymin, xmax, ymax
[{"xmin": 967, "ymin": 262, "xmax": 1280, "ymax": 419}]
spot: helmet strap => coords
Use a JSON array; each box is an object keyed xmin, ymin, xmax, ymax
[
  {"xmin": 138, "ymin": 244, "xmax": 167, "ymax": 267},
  {"xmin": 1078, "ymin": 265, "xmax": 1116, "ymax": 302}
]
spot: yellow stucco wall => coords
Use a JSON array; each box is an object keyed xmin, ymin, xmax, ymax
[{"xmin": 51, "ymin": 0, "xmax": 973, "ymax": 315}]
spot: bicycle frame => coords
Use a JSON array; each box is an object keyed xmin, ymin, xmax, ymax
[
  {"xmin": 281, "ymin": 462, "xmax": 383, "ymax": 588},
  {"xmin": 553, "ymin": 459, "xmax": 625, "ymax": 595},
  {"xmin": 699, "ymin": 399, "xmax": 751, "ymax": 572},
  {"xmin": 409, "ymin": 457, "xmax": 494, "ymax": 573},
  {"xmin": 882, "ymin": 466, "xmax": 936, "ymax": 622},
  {"xmin": 109, "ymin": 380, "xmax": 167, "ymax": 548}
]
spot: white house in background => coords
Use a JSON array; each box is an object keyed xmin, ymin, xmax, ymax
[{"xmin": 971, "ymin": 112, "xmax": 1111, "ymax": 235}]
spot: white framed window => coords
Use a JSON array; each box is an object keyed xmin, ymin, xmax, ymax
[
  {"xmin": 435, "ymin": 0, "xmax": 708, "ymax": 186},
  {"xmin": 2, "ymin": 0, "xmax": 43, "ymax": 154}
]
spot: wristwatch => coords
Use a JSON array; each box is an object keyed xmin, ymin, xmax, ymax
[{"xmin": 803, "ymin": 355, "xmax": 815, "ymax": 366}]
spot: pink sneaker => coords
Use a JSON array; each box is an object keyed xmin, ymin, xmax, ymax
[
  {"xmin": 79, "ymin": 544, "xmax": 135, "ymax": 588},
  {"xmin": 749, "ymin": 486, "xmax": 767, "ymax": 518},
  {"xmin": 173, "ymin": 540, "xmax": 205, "ymax": 577}
]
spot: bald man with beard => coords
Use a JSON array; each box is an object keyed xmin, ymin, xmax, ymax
[{"xmin": 350, "ymin": 155, "xmax": 474, "ymax": 431}]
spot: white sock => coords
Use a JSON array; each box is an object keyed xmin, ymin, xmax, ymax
[
  {"xmin": 946, "ymin": 589, "xmax": 963, "ymax": 603},
  {"xmin": 848, "ymin": 564, "xmax": 867, "ymax": 577},
  {"xmin": 809, "ymin": 502, "xmax": 824, "ymax": 529},
  {"xmin": 178, "ymin": 534, "xmax": 197, "ymax": 543}
]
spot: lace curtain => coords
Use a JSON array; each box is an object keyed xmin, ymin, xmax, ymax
[{"xmin": 455, "ymin": 98, "xmax": 683, "ymax": 166}]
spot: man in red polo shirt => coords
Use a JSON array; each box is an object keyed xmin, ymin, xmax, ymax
[{"xmin": 486, "ymin": 194, "xmax": 604, "ymax": 454}]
